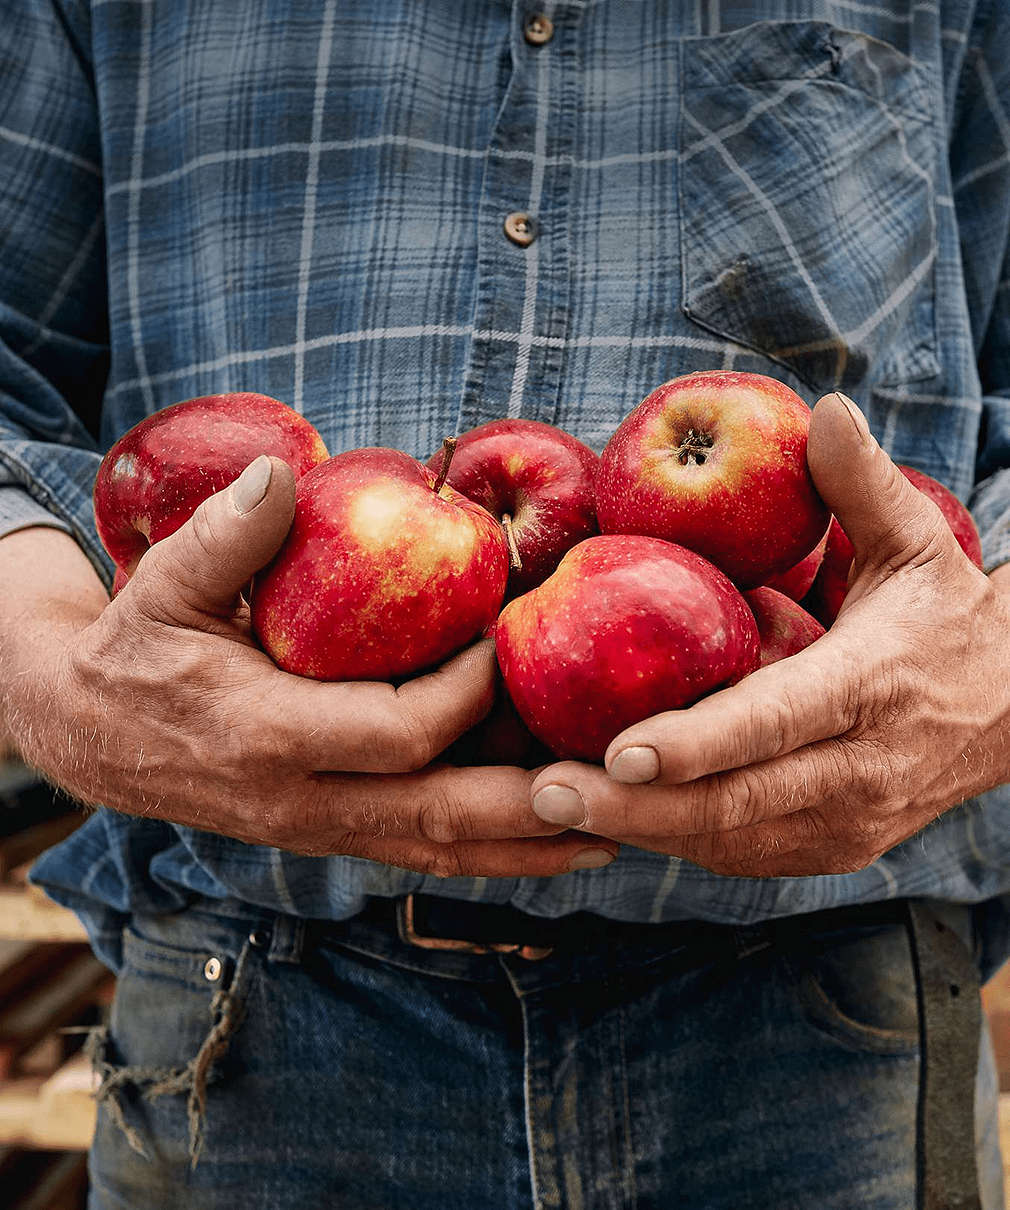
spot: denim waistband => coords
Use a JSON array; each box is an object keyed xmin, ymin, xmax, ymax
[{"xmin": 125, "ymin": 894, "xmax": 972, "ymax": 990}]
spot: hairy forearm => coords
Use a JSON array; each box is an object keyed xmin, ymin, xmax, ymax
[
  {"xmin": 0, "ymin": 527, "xmax": 108, "ymax": 629},
  {"xmin": 991, "ymin": 563, "xmax": 1010, "ymax": 594}
]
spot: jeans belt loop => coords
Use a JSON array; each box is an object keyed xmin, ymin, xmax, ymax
[
  {"xmin": 267, "ymin": 913, "xmax": 307, "ymax": 964},
  {"xmin": 396, "ymin": 894, "xmax": 554, "ymax": 961}
]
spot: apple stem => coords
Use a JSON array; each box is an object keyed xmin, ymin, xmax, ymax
[
  {"xmin": 676, "ymin": 428, "xmax": 715, "ymax": 466},
  {"xmin": 501, "ymin": 513, "xmax": 523, "ymax": 572},
  {"xmin": 431, "ymin": 435, "xmax": 458, "ymax": 494}
]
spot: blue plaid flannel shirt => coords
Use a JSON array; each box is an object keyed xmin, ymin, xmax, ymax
[{"xmin": 5, "ymin": 0, "xmax": 1010, "ymax": 968}]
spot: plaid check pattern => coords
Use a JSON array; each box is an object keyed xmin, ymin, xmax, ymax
[{"xmin": 4, "ymin": 0, "xmax": 1010, "ymax": 951}]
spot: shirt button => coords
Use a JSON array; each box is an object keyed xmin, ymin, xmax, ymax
[
  {"xmin": 504, "ymin": 212, "xmax": 536, "ymax": 247},
  {"xmin": 524, "ymin": 13, "xmax": 554, "ymax": 46},
  {"xmin": 203, "ymin": 956, "xmax": 222, "ymax": 982}
]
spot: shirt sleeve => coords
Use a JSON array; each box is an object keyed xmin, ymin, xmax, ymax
[
  {"xmin": 0, "ymin": 485, "xmax": 73, "ymax": 539},
  {"xmin": 957, "ymin": 2, "xmax": 1010, "ymax": 572},
  {"xmin": 0, "ymin": 0, "xmax": 112, "ymax": 584}
]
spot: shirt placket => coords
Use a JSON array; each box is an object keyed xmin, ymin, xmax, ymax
[{"xmin": 457, "ymin": 1, "xmax": 583, "ymax": 431}]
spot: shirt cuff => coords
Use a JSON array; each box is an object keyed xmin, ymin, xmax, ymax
[
  {"xmin": 968, "ymin": 468, "xmax": 1010, "ymax": 572},
  {"xmin": 0, "ymin": 485, "xmax": 73, "ymax": 541}
]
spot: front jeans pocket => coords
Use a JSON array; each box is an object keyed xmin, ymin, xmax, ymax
[
  {"xmin": 787, "ymin": 920, "xmax": 921, "ymax": 1054},
  {"xmin": 89, "ymin": 925, "xmax": 257, "ymax": 1168},
  {"xmin": 679, "ymin": 19, "xmax": 939, "ymax": 394}
]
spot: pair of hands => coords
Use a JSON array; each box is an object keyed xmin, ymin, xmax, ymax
[{"xmin": 2, "ymin": 392, "xmax": 1008, "ymax": 880}]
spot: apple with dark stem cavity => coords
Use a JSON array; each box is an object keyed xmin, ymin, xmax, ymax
[
  {"xmin": 806, "ymin": 465, "xmax": 984, "ymax": 625},
  {"xmin": 744, "ymin": 587, "xmax": 825, "ymax": 667},
  {"xmin": 94, "ymin": 393, "xmax": 328, "ymax": 576},
  {"xmin": 595, "ymin": 371, "xmax": 829, "ymax": 588},
  {"xmin": 496, "ymin": 534, "xmax": 760, "ymax": 762},
  {"xmin": 251, "ymin": 440, "xmax": 510, "ymax": 681},
  {"xmin": 426, "ymin": 418, "xmax": 599, "ymax": 598}
]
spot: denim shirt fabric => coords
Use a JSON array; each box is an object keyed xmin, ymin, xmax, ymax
[{"xmin": 5, "ymin": 0, "xmax": 1010, "ymax": 966}]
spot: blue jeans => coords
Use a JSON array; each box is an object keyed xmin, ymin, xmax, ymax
[{"xmin": 86, "ymin": 899, "xmax": 1004, "ymax": 1209}]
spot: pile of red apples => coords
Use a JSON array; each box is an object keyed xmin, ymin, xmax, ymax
[{"xmin": 94, "ymin": 372, "xmax": 983, "ymax": 765}]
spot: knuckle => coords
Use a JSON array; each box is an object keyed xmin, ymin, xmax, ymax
[
  {"xmin": 367, "ymin": 711, "xmax": 437, "ymax": 773},
  {"xmin": 414, "ymin": 789, "xmax": 465, "ymax": 846},
  {"xmin": 415, "ymin": 846, "xmax": 466, "ymax": 880}
]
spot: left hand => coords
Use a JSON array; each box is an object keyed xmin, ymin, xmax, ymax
[{"xmin": 530, "ymin": 392, "xmax": 1010, "ymax": 877}]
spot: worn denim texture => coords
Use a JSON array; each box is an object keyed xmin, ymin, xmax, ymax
[{"xmin": 84, "ymin": 900, "xmax": 1003, "ymax": 1209}]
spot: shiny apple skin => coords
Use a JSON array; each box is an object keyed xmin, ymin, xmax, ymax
[
  {"xmin": 744, "ymin": 587, "xmax": 825, "ymax": 667},
  {"xmin": 596, "ymin": 371, "xmax": 829, "ymax": 589},
  {"xmin": 762, "ymin": 527, "xmax": 829, "ymax": 601},
  {"xmin": 496, "ymin": 535, "xmax": 760, "ymax": 762},
  {"xmin": 94, "ymin": 393, "xmax": 328, "ymax": 575},
  {"xmin": 251, "ymin": 448, "xmax": 510, "ymax": 681},
  {"xmin": 806, "ymin": 466, "xmax": 983, "ymax": 625},
  {"xmin": 426, "ymin": 419, "xmax": 599, "ymax": 598}
]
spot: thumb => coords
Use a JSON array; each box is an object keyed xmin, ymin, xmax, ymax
[
  {"xmin": 131, "ymin": 455, "xmax": 296, "ymax": 621},
  {"xmin": 806, "ymin": 392, "xmax": 952, "ymax": 574}
]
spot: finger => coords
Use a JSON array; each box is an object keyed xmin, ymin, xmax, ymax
[
  {"xmin": 130, "ymin": 455, "xmax": 296, "ymax": 623},
  {"xmin": 602, "ymin": 640, "xmax": 861, "ymax": 786},
  {"xmin": 316, "ymin": 832, "xmax": 619, "ymax": 879},
  {"xmin": 532, "ymin": 738, "xmax": 855, "ymax": 839},
  {"xmin": 807, "ymin": 393, "xmax": 958, "ymax": 575},
  {"xmin": 305, "ymin": 763, "xmax": 578, "ymax": 844},
  {"xmin": 261, "ymin": 639, "xmax": 498, "ymax": 773}
]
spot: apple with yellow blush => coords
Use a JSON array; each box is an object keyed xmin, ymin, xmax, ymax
[
  {"xmin": 251, "ymin": 443, "xmax": 510, "ymax": 681},
  {"xmin": 595, "ymin": 371, "xmax": 829, "ymax": 589}
]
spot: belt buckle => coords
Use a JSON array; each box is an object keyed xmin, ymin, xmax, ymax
[{"xmin": 397, "ymin": 895, "xmax": 553, "ymax": 962}]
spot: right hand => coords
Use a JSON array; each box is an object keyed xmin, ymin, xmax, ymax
[{"xmin": 0, "ymin": 457, "xmax": 616, "ymax": 877}]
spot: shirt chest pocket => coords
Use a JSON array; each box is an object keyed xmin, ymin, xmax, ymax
[{"xmin": 678, "ymin": 20, "xmax": 939, "ymax": 395}]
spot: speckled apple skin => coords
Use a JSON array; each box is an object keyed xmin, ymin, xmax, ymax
[
  {"xmin": 762, "ymin": 527, "xmax": 829, "ymax": 600},
  {"xmin": 596, "ymin": 371, "xmax": 829, "ymax": 589},
  {"xmin": 427, "ymin": 419, "xmax": 600, "ymax": 597},
  {"xmin": 744, "ymin": 587, "xmax": 825, "ymax": 667},
  {"xmin": 495, "ymin": 535, "xmax": 760, "ymax": 762},
  {"xmin": 94, "ymin": 393, "xmax": 329, "ymax": 574},
  {"xmin": 806, "ymin": 465, "xmax": 983, "ymax": 625},
  {"xmin": 251, "ymin": 448, "xmax": 510, "ymax": 681}
]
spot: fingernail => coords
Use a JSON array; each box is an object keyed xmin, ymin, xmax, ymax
[
  {"xmin": 532, "ymin": 784, "xmax": 587, "ymax": 827},
  {"xmin": 232, "ymin": 455, "xmax": 272, "ymax": 515},
  {"xmin": 834, "ymin": 393, "xmax": 870, "ymax": 443},
  {"xmin": 608, "ymin": 745, "xmax": 660, "ymax": 784},
  {"xmin": 568, "ymin": 849, "xmax": 614, "ymax": 872}
]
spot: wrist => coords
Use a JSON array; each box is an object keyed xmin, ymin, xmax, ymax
[{"xmin": 0, "ymin": 527, "xmax": 108, "ymax": 628}]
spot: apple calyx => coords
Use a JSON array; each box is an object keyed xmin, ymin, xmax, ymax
[
  {"xmin": 431, "ymin": 436, "xmax": 458, "ymax": 494},
  {"xmin": 501, "ymin": 512, "xmax": 524, "ymax": 571},
  {"xmin": 676, "ymin": 428, "xmax": 715, "ymax": 466}
]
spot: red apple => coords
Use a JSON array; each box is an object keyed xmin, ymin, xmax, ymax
[
  {"xmin": 762, "ymin": 528, "xmax": 829, "ymax": 601},
  {"xmin": 745, "ymin": 587, "xmax": 825, "ymax": 667},
  {"xmin": 806, "ymin": 466, "xmax": 984, "ymax": 625},
  {"xmin": 804, "ymin": 518, "xmax": 853, "ymax": 626},
  {"xmin": 251, "ymin": 444, "xmax": 510, "ymax": 681},
  {"xmin": 94, "ymin": 393, "xmax": 328, "ymax": 575},
  {"xmin": 441, "ymin": 687, "xmax": 552, "ymax": 769},
  {"xmin": 425, "ymin": 419, "xmax": 599, "ymax": 597},
  {"xmin": 110, "ymin": 566, "xmax": 130, "ymax": 597},
  {"xmin": 495, "ymin": 535, "xmax": 760, "ymax": 762},
  {"xmin": 899, "ymin": 466, "xmax": 983, "ymax": 568},
  {"xmin": 595, "ymin": 371, "xmax": 829, "ymax": 588}
]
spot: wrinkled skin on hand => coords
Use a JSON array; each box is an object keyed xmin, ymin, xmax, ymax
[
  {"xmin": 0, "ymin": 457, "xmax": 616, "ymax": 879},
  {"xmin": 531, "ymin": 393, "xmax": 1010, "ymax": 878}
]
